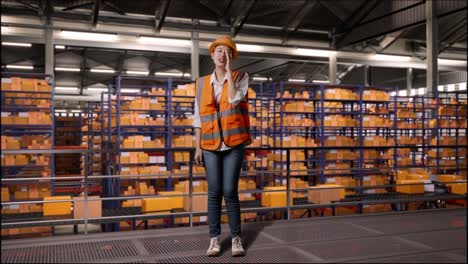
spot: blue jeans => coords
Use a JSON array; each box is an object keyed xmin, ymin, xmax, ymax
[{"xmin": 203, "ymin": 145, "xmax": 245, "ymax": 238}]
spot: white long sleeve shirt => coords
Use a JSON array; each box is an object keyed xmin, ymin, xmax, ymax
[{"xmin": 193, "ymin": 71, "xmax": 249, "ymax": 151}]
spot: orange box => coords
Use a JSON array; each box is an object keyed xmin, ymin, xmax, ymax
[
  {"xmin": 14, "ymin": 191, "xmax": 29, "ymax": 200},
  {"xmin": 450, "ymin": 182, "xmax": 467, "ymax": 194},
  {"xmin": 142, "ymin": 191, "xmax": 184, "ymax": 212},
  {"xmin": 2, "ymin": 188, "xmax": 10, "ymax": 201},
  {"xmin": 261, "ymin": 187, "xmax": 294, "ymax": 207},
  {"xmin": 43, "ymin": 196, "xmax": 72, "ymax": 216},
  {"xmin": 438, "ymin": 175, "xmax": 463, "ymax": 183},
  {"xmin": 396, "ymin": 180, "xmax": 424, "ymax": 194}
]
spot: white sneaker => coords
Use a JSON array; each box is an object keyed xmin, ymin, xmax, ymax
[
  {"xmin": 232, "ymin": 236, "xmax": 246, "ymax": 257},
  {"xmin": 206, "ymin": 237, "xmax": 221, "ymax": 257}
]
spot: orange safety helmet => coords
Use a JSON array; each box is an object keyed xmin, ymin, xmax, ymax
[{"xmin": 209, "ymin": 35, "xmax": 239, "ymax": 59}]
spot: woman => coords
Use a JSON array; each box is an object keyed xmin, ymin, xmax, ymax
[{"xmin": 193, "ymin": 35, "xmax": 251, "ymax": 257}]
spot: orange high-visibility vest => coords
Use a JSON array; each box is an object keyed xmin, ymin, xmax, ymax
[{"xmin": 196, "ymin": 71, "xmax": 252, "ymax": 151}]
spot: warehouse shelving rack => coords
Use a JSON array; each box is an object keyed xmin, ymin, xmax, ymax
[
  {"xmin": 82, "ymin": 101, "xmax": 103, "ymax": 177},
  {"xmin": 101, "ymin": 75, "xmax": 198, "ymax": 231},
  {"xmin": 1, "ymin": 72, "xmax": 55, "ymax": 189},
  {"xmin": 431, "ymin": 90, "xmax": 467, "ymax": 176},
  {"xmin": 3, "ymin": 75, "xmax": 466, "ymax": 238},
  {"xmin": 54, "ymin": 113, "xmax": 83, "ymax": 179},
  {"xmin": 392, "ymin": 95, "xmax": 424, "ymax": 170},
  {"xmin": 269, "ymin": 82, "xmax": 413, "ymax": 215},
  {"xmin": 1, "ymin": 72, "xmax": 57, "ymax": 236},
  {"xmin": 270, "ymin": 82, "xmax": 318, "ymax": 187}
]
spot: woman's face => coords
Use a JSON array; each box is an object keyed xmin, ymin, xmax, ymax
[{"xmin": 211, "ymin": 45, "xmax": 233, "ymax": 67}]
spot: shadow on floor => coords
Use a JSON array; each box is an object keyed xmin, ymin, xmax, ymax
[{"xmin": 220, "ymin": 220, "xmax": 274, "ymax": 255}]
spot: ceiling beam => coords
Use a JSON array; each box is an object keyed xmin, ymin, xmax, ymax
[
  {"xmin": 248, "ymin": 8, "xmax": 289, "ymax": 20},
  {"xmin": 439, "ymin": 30, "xmax": 467, "ymax": 55},
  {"xmin": 235, "ymin": 58, "xmax": 289, "ymax": 76},
  {"xmin": 318, "ymin": 0, "xmax": 346, "ymax": 22},
  {"xmin": 199, "ymin": 0, "xmax": 230, "ymax": 26},
  {"xmin": 376, "ymin": 30, "xmax": 406, "ymax": 53},
  {"xmin": 282, "ymin": 0, "xmax": 319, "ymax": 44},
  {"xmin": 154, "ymin": 0, "xmax": 170, "ymax": 33},
  {"xmin": 79, "ymin": 48, "xmax": 88, "ymax": 95},
  {"xmin": 91, "ymin": 0, "xmax": 101, "ymax": 27},
  {"xmin": 305, "ymin": 64, "xmax": 327, "ymax": 82},
  {"xmin": 270, "ymin": 63, "xmax": 291, "ymax": 82},
  {"xmin": 231, "ymin": 0, "xmax": 256, "ymax": 37},
  {"xmin": 103, "ymin": 1, "xmax": 126, "ymax": 16},
  {"xmin": 332, "ymin": 0, "xmax": 380, "ymax": 49},
  {"xmin": 18, "ymin": 1, "xmax": 39, "ymax": 12},
  {"xmin": 283, "ymin": 62, "xmax": 307, "ymax": 80},
  {"xmin": 116, "ymin": 50, "xmax": 127, "ymax": 75},
  {"xmin": 221, "ymin": 0, "xmax": 233, "ymax": 22},
  {"xmin": 333, "ymin": 1, "xmax": 466, "ymax": 50},
  {"xmin": 62, "ymin": 2, "xmax": 93, "ymax": 12}
]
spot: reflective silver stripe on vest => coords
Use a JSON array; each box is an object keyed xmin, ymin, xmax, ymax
[
  {"xmin": 219, "ymin": 108, "xmax": 249, "ymax": 119},
  {"xmin": 200, "ymin": 112, "xmax": 218, "ymax": 123},
  {"xmin": 201, "ymin": 127, "xmax": 249, "ymax": 141},
  {"xmin": 196, "ymin": 76, "xmax": 204, "ymax": 107},
  {"xmin": 200, "ymin": 107, "xmax": 249, "ymax": 123}
]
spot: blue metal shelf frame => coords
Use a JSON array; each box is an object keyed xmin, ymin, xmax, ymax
[
  {"xmin": 434, "ymin": 90, "xmax": 467, "ymax": 175},
  {"xmin": 110, "ymin": 75, "xmax": 194, "ymax": 200},
  {"xmin": 1, "ymin": 72, "xmax": 56, "ymax": 234}
]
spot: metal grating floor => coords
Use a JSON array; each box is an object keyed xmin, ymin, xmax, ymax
[{"xmin": 1, "ymin": 208, "xmax": 466, "ymax": 263}]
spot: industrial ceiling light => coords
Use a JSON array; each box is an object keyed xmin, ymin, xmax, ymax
[
  {"xmin": 458, "ymin": 83, "xmax": 467, "ymax": 91},
  {"xmin": 155, "ymin": 72, "xmax": 183, "ymax": 77},
  {"xmin": 55, "ymin": 45, "xmax": 66, "ymax": 49},
  {"xmin": 438, "ymin": 59, "xmax": 466, "ymax": 66},
  {"xmin": 6, "ymin": 65, "xmax": 33, "ymax": 69},
  {"xmin": 252, "ymin": 77, "xmax": 268, "ymax": 81},
  {"xmin": 237, "ymin": 44, "xmax": 264, "ymax": 52},
  {"xmin": 71, "ymin": 110, "xmax": 82, "ymax": 113},
  {"xmin": 55, "ymin": 109, "xmax": 67, "ymax": 113},
  {"xmin": 288, "ymin": 78, "xmax": 306, "ymax": 83},
  {"xmin": 60, "ymin": 30, "xmax": 118, "ymax": 42},
  {"xmin": 55, "ymin": 86, "xmax": 79, "ymax": 91},
  {"xmin": 138, "ymin": 36, "xmax": 191, "ymax": 47},
  {"xmin": 126, "ymin": 70, "xmax": 149, "ymax": 75},
  {"xmin": 90, "ymin": 69, "xmax": 115, "ymax": 74},
  {"xmin": 2, "ymin": 42, "xmax": 32, "ymax": 47},
  {"xmin": 417, "ymin": 88, "xmax": 426, "ymax": 95},
  {"xmin": 55, "ymin": 67, "xmax": 81, "ymax": 72},
  {"xmin": 121, "ymin": 88, "xmax": 140, "ymax": 93},
  {"xmin": 183, "ymin": 73, "xmax": 191, "ymax": 78},
  {"xmin": 372, "ymin": 54, "xmax": 411, "ymax": 61},
  {"xmin": 398, "ymin": 90, "xmax": 407, "ymax": 96},
  {"xmin": 87, "ymin": 87, "xmax": 108, "ymax": 92},
  {"xmin": 312, "ymin": 80, "xmax": 329, "ymax": 83},
  {"xmin": 294, "ymin": 48, "xmax": 335, "ymax": 57},
  {"xmin": 447, "ymin": 84, "xmax": 456, "ymax": 92}
]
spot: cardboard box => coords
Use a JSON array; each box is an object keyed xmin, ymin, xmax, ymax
[
  {"xmin": 307, "ymin": 184, "xmax": 345, "ymax": 204},
  {"xmin": 73, "ymin": 196, "xmax": 102, "ymax": 219},
  {"xmin": 184, "ymin": 193, "xmax": 208, "ymax": 212}
]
